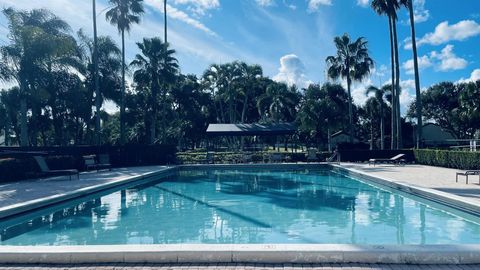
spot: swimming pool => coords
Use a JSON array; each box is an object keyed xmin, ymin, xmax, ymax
[{"xmin": 1, "ymin": 167, "xmax": 480, "ymax": 246}]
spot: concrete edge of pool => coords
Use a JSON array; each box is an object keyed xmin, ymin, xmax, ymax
[
  {"xmin": 1, "ymin": 163, "xmax": 480, "ymax": 265},
  {"xmin": 0, "ymin": 244, "xmax": 480, "ymax": 264}
]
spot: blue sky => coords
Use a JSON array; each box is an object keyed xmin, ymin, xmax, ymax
[{"xmin": 0, "ymin": 0, "xmax": 479, "ymax": 112}]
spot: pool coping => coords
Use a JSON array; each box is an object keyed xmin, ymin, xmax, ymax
[{"xmin": 0, "ymin": 163, "xmax": 480, "ymax": 264}]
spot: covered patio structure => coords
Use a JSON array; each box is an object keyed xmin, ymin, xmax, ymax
[{"xmin": 205, "ymin": 122, "xmax": 297, "ymax": 151}]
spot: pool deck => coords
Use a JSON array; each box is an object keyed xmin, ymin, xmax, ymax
[
  {"xmin": 339, "ymin": 163, "xmax": 480, "ymax": 206},
  {"xmin": 0, "ymin": 166, "xmax": 173, "ymax": 218}
]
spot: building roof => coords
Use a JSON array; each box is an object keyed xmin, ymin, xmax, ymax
[{"xmin": 206, "ymin": 123, "xmax": 296, "ymax": 136}]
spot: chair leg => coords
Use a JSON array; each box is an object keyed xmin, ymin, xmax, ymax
[
  {"xmin": 466, "ymin": 175, "xmax": 469, "ymax": 184},
  {"xmin": 456, "ymin": 174, "xmax": 458, "ymax": 183}
]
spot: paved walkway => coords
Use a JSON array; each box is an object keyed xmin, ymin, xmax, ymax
[
  {"xmin": 0, "ymin": 263, "xmax": 478, "ymax": 269},
  {"xmin": 0, "ymin": 166, "xmax": 169, "ymax": 209},
  {"xmin": 340, "ymin": 163, "xmax": 480, "ymax": 205}
]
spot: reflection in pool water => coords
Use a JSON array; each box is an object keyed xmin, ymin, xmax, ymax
[{"xmin": 1, "ymin": 169, "xmax": 480, "ymax": 245}]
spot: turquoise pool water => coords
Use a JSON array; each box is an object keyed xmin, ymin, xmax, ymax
[{"xmin": 1, "ymin": 168, "xmax": 480, "ymax": 245}]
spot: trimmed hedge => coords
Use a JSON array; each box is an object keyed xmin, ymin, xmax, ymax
[
  {"xmin": 414, "ymin": 149, "xmax": 480, "ymax": 170},
  {"xmin": 176, "ymin": 151, "xmax": 332, "ymax": 164}
]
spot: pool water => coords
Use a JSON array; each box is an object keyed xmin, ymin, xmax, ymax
[{"xmin": 1, "ymin": 168, "xmax": 480, "ymax": 245}]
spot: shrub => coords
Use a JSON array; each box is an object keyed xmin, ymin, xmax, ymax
[{"xmin": 414, "ymin": 149, "xmax": 480, "ymax": 170}]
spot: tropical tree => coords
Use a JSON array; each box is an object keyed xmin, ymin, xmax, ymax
[
  {"xmin": 371, "ymin": 0, "xmax": 402, "ymax": 149},
  {"xmin": 130, "ymin": 37, "xmax": 179, "ymax": 144},
  {"xmin": 105, "ymin": 0, "xmax": 144, "ymax": 145},
  {"xmin": 92, "ymin": 0, "xmax": 101, "ymax": 144},
  {"xmin": 363, "ymin": 97, "xmax": 381, "ymax": 150},
  {"xmin": 238, "ymin": 62, "xmax": 263, "ymax": 123},
  {"xmin": 0, "ymin": 8, "xmax": 74, "ymax": 146},
  {"xmin": 257, "ymin": 82, "xmax": 299, "ymax": 124},
  {"xmin": 326, "ymin": 33, "xmax": 374, "ymax": 143},
  {"xmin": 400, "ymin": 0, "xmax": 422, "ymax": 148},
  {"xmin": 297, "ymin": 83, "xmax": 348, "ymax": 150},
  {"xmin": 366, "ymin": 85, "xmax": 388, "ymax": 149}
]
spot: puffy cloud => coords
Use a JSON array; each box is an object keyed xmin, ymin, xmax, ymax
[
  {"xmin": 416, "ymin": 20, "xmax": 480, "ymax": 47},
  {"xmin": 357, "ymin": 0, "xmax": 370, "ymax": 8},
  {"xmin": 273, "ymin": 54, "xmax": 312, "ymax": 88},
  {"xmin": 308, "ymin": 0, "xmax": 332, "ymax": 12},
  {"xmin": 431, "ymin": 45, "xmax": 468, "ymax": 71},
  {"xmin": 412, "ymin": 0, "xmax": 430, "ymax": 23},
  {"xmin": 402, "ymin": 45, "xmax": 467, "ymax": 73},
  {"xmin": 457, "ymin": 69, "xmax": 480, "ymax": 84},
  {"xmin": 255, "ymin": 0, "xmax": 275, "ymax": 7},
  {"xmin": 402, "ymin": 55, "xmax": 433, "ymax": 75}
]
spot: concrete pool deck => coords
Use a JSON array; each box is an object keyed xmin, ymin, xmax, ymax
[{"xmin": 0, "ymin": 163, "xmax": 480, "ymax": 265}]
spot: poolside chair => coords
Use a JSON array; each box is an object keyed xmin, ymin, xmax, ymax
[
  {"xmin": 83, "ymin": 154, "xmax": 111, "ymax": 172},
  {"xmin": 368, "ymin": 154, "xmax": 406, "ymax": 166},
  {"xmin": 33, "ymin": 156, "xmax": 79, "ymax": 180},
  {"xmin": 456, "ymin": 170, "xmax": 480, "ymax": 184},
  {"xmin": 306, "ymin": 148, "xmax": 318, "ymax": 162}
]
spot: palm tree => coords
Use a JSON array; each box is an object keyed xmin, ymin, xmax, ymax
[
  {"xmin": 130, "ymin": 37, "xmax": 179, "ymax": 144},
  {"xmin": 257, "ymin": 82, "xmax": 297, "ymax": 124},
  {"xmin": 366, "ymin": 86, "xmax": 388, "ymax": 149},
  {"xmin": 164, "ymin": 0, "xmax": 167, "ymax": 43},
  {"xmin": 371, "ymin": 0, "xmax": 402, "ymax": 149},
  {"xmin": 1, "ymin": 8, "xmax": 73, "ymax": 146},
  {"xmin": 105, "ymin": 0, "xmax": 144, "ymax": 145},
  {"xmin": 400, "ymin": 0, "xmax": 422, "ymax": 148},
  {"xmin": 238, "ymin": 62, "xmax": 262, "ymax": 123},
  {"xmin": 92, "ymin": 0, "xmax": 101, "ymax": 144},
  {"xmin": 326, "ymin": 33, "xmax": 374, "ymax": 143}
]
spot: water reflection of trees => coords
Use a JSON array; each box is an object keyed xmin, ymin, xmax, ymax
[{"xmin": 2, "ymin": 169, "xmax": 480, "ymax": 245}]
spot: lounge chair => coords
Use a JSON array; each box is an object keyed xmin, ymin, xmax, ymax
[
  {"xmin": 33, "ymin": 156, "xmax": 79, "ymax": 180},
  {"xmin": 456, "ymin": 170, "xmax": 480, "ymax": 184},
  {"xmin": 83, "ymin": 154, "xmax": 111, "ymax": 172},
  {"xmin": 368, "ymin": 154, "xmax": 406, "ymax": 166}
]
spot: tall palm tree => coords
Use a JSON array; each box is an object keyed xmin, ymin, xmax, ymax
[
  {"xmin": 400, "ymin": 0, "xmax": 422, "ymax": 148},
  {"xmin": 371, "ymin": 0, "xmax": 402, "ymax": 149},
  {"xmin": 164, "ymin": 0, "xmax": 167, "ymax": 43},
  {"xmin": 366, "ymin": 86, "xmax": 388, "ymax": 150},
  {"xmin": 257, "ymin": 82, "xmax": 297, "ymax": 124},
  {"xmin": 0, "ymin": 8, "xmax": 73, "ymax": 146},
  {"xmin": 130, "ymin": 37, "xmax": 179, "ymax": 144},
  {"xmin": 326, "ymin": 33, "xmax": 374, "ymax": 143},
  {"xmin": 92, "ymin": 0, "xmax": 101, "ymax": 144},
  {"xmin": 106, "ymin": 0, "xmax": 144, "ymax": 145},
  {"xmin": 238, "ymin": 62, "xmax": 262, "ymax": 123}
]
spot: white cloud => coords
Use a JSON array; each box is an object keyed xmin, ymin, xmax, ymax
[
  {"xmin": 402, "ymin": 55, "xmax": 433, "ymax": 75},
  {"xmin": 457, "ymin": 69, "xmax": 480, "ymax": 84},
  {"xmin": 431, "ymin": 45, "xmax": 468, "ymax": 71},
  {"xmin": 417, "ymin": 20, "xmax": 480, "ymax": 47},
  {"xmin": 255, "ymin": 0, "xmax": 275, "ymax": 7},
  {"xmin": 273, "ymin": 54, "xmax": 312, "ymax": 88},
  {"xmin": 357, "ymin": 0, "xmax": 369, "ymax": 8},
  {"xmin": 172, "ymin": 0, "xmax": 219, "ymax": 16},
  {"xmin": 412, "ymin": 0, "xmax": 430, "ymax": 23},
  {"xmin": 402, "ymin": 45, "xmax": 467, "ymax": 73},
  {"xmin": 308, "ymin": 0, "xmax": 332, "ymax": 12},
  {"xmin": 144, "ymin": 0, "xmax": 218, "ymax": 37}
]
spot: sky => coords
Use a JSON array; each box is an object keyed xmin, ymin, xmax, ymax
[{"xmin": 0, "ymin": 0, "xmax": 479, "ymax": 114}]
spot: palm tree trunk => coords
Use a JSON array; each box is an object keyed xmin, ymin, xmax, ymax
[
  {"xmin": 150, "ymin": 82, "xmax": 157, "ymax": 144},
  {"xmin": 19, "ymin": 96, "xmax": 28, "ymax": 147},
  {"xmin": 93, "ymin": 0, "xmax": 101, "ymax": 145},
  {"xmin": 380, "ymin": 104, "xmax": 384, "ymax": 150},
  {"xmin": 392, "ymin": 19, "xmax": 402, "ymax": 149},
  {"xmin": 408, "ymin": 0, "xmax": 423, "ymax": 149},
  {"xmin": 370, "ymin": 115, "xmax": 374, "ymax": 150},
  {"xmin": 388, "ymin": 16, "xmax": 396, "ymax": 150},
  {"xmin": 347, "ymin": 75, "xmax": 354, "ymax": 143},
  {"xmin": 120, "ymin": 29, "xmax": 126, "ymax": 145},
  {"xmin": 164, "ymin": 0, "xmax": 167, "ymax": 43}
]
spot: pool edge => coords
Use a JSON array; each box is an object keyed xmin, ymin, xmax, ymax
[{"xmin": 0, "ymin": 244, "xmax": 479, "ymax": 264}]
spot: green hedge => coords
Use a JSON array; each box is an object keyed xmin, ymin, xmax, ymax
[
  {"xmin": 176, "ymin": 151, "xmax": 332, "ymax": 164},
  {"xmin": 414, "ymin": 149, "xmax": 480, "ymax": 170}
]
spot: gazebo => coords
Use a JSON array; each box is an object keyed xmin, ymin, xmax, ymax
[{"xmin": 205, "ymin": 122, "xmax": 297, "ymax": 151}]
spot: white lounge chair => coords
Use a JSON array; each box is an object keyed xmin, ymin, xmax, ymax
[
  {"xmin": 368, "ymin": 154, "xmax": 406, "ymax": 166},
  {"xmin": 456, "ymin": 170, "xmax": 480, "ymax": 184}
]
